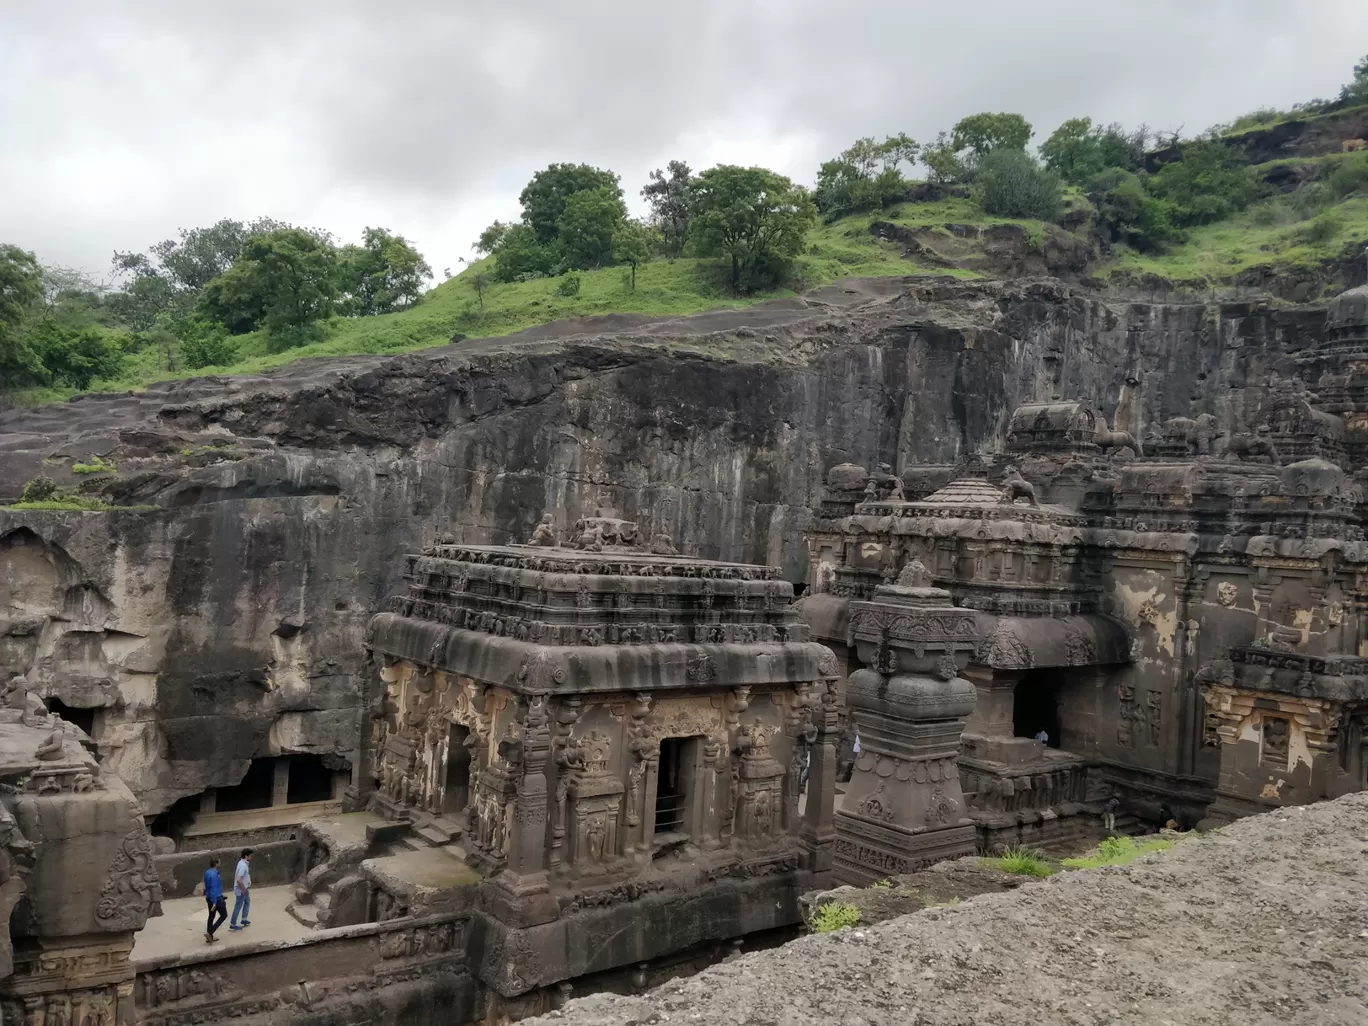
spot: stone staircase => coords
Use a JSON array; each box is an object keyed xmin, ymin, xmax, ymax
[{"xmin": 287, "ymin": 811, "xmax": 469, "ymax": 927}]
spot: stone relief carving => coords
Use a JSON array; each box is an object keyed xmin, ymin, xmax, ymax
[
  {"xmin": 1217, "ymin": 582, "xmax": 1238, "ymax": 607},
  {"xmin": 94, "ymin": 820, "xmax": 163, "ymax": 930}
]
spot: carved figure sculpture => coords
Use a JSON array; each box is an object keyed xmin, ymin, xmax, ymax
[
  {"xmin": 573, "ymin": 519, "xmax": 604, "ymax": 552},
  {"xmin": 35, "ymin": 724, "xmax": 66, "ymax": 761},
  {"xmin": 528, "ymin": 514, "xmax": 559, "ymax": 547},
  {"xmin": 1222, "ymin": 425, "xmax": 1281, "ymax": 465},
  {"xmin": 872, "ymin": 463, "xmax": 905, "ymax": 502},
  {"xmin": 1164, "ymin": 413, "xmax": 1220, "ymax": 456},
  {"xmin": 5, "ymin": 674, "xmax": 49, "ymax": 727},
  {"xmin": 649, "ymin": 533, "xmax": 678, "ymax": 556},
  {"xmin": 1000, "ymin": 466, "xmax": 1038, "ymax": 507},
  {"xmin": 1095, "ymin": 416, "xmax": 1142, "ymax": 457}
]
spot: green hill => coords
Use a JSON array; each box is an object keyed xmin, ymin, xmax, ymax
[{"xmin": 10, "ymin": 134, "xmax": 1368, "ymax": 408}]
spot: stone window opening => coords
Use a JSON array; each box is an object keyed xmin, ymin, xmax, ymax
[
  {"xmin": 1260, "ymin": 716, "xmax": 1291, "ymax": 771},
  {"xmin": 654, "ymin": 736, "xmax": 700, "ymax": 842}
]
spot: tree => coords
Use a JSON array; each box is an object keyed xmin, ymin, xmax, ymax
[
  {"xmin": 922, "ymin": 131, "xmax": 970, "ymax": 184},
  {"xmin": 0, "ymin": 245, "xmax": 45, "ymax": 388},
  {"xmin": 951, "ymin": 113, "xmax": 1033, "ymax": 159},
  {"xmin": 469, "ymin": 270, "xmax": 490, "ymax": 312},
  {"xmin": 1340, "ymin": 54, "xmax": 1368, "ymax": 106},
  {"xmin": 814, "ymin": 134, "xmax": 919, "ymax": 219},
  {"xmin": 336, "ymin": 227, "xmax": 432, "ymax": 316},
  {"xmin": 688, "ymin": 166, "xmax": 817, "ymax": 292},
  {"xmin": 24, "ymin": 319, "xmax": 124, "ymax": 389},
  {"xmin": 198, "ymin": 228, "xmax": 337, "ymax": 348},
  {"xmin": 556, "ymin": 187, "xmax": 627, "ymax": 270},
  {"xmin": 1041, "ymin": 118, "xmax": 1145, "ymax": 185},
  {"xmin": 641, "ymin": 161, "xmax": 694, "ymax": 258},
  {"xmin": 149, "ymin": 218, "xmax": 291, "ymax": 292},
  {"xmin": 612, "ymin": 220, "xmax": 653, "ymax": 290},
  {"xmin": 1146, "ymin": 141, "xmax": 1259, "ymax": 226},
  {"xmin": 977, "ymin": 149, "xmax": 1064, "ymax": 221},
  {"xmin": 493, "ymin": 223, "xmax": 557, "ymax": 282},
  {"xmin": 475, "ymin": 221, "xmax": 513, "ymax": 256},
  {"xmin": 518, "ymin": 164, "xmax": 621, "ymax": 245},
  {"xmin": 1086, "ymin": 169, "xmax": 1180, "ymax": 251}
]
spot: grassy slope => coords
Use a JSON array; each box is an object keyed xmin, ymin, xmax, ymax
[
  {"xmin": 16, "ymin": 164, "xmax": 1367, "ymax": 405},
  {"xmin": 32, "ymin": 201, "xmax": 1008, "ymax": 401},
  {"xmin": 1106, "ymin": 153, "xmax": 1368, "ymax": 286}
]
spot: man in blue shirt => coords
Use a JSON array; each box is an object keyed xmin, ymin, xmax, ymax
[
  {"xmin": 203, "ymin": 856, "xmax": 227, "ymax": 943},
  {"xmin": 229, "ymin": 848, "xmax": 253, "ymax": 930}
]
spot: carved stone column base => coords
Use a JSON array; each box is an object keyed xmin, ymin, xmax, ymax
[
  {"xmin": 833, "ymin": 812, "xmax": 976, "ymax": 887},
  {"xmin": 486, "ymin": 871, "xmax": 558, "ymax": 928}
]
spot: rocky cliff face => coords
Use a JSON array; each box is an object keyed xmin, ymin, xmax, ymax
[{"xmin": 0, "ymin": 276, "xmax": 1329, "ymax": 813}]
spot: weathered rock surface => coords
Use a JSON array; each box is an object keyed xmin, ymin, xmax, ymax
[
  {"xmin": 527, "ymin": 792, "xmax": 1368, "ymax": 1026},
  {"xmin": 0, "ymin": 276, "xmax": 1332, "ymax": 812}
]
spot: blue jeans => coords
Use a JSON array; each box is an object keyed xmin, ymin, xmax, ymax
[{"xmin": 231, "ymin": 891, "xmax": 250, "ymax": 926}]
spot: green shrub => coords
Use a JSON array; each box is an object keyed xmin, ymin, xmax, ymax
[
  {"xmin": 810, "ymin": 901, "xmax": 862, "ymax": 933},
  {"xmin": 1147, "ymin": 141, "xmax": 1260, "ymax": 226},
  {"xmin": 1086, "ymin": 169, "xmax": 1181, "ymax": 251},
  {"xmin": 977, "ymin": 149, "xmax": 1063, "ymax": 221},
  {"xmin": 19, "ymin": 476, "xmax": 59, "ymax": 502},
  {"xmin": 554, "ymin": 273, "xmax": 582, "ymax": 298},
  {"xmin": 980, "ymin": 845, "xmax": 1055, "ymax": 877},
  {"xmin": 1326, "ymin": 153, "xmax": 1368, "ymax": 199},
  {"xmin": 1298, "ymin": 211, "xmax": 1343, "ymax": 245},
  {"xmin": 72, "ymin": 456, "xmax": 116, "ymax": 474},
  {"xmin": 178, "ymin": 320, "xmax": 239, "ymax": 369}
]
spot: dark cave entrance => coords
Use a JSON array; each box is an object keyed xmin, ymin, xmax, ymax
[
  {"xmin": 46, "ymin": 698, "xmax": 96, "ymax": 736},
  {"xmin": 214, "ymin": 758, "xmax": 275, "ymax": 812},
  {"xmin": 287, "ymin": 754, "xmax": 335, "ymax": 804},
  {"xmin": 443, "ymin": 724, "xmax": 471, "ymax": 815},
  {"xmin": 1013, "ymin": 671, "xmax": 1063, "ymax": 748}
]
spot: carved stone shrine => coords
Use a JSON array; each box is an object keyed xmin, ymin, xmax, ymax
[
  {"xmin": 835, "ymin": 562, "xmax": 979, "ymax": 883},
  {"xmin": 360, "ymin": 518, "xmax": 839, "ymax": 1009}
]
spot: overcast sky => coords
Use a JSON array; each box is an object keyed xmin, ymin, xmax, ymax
[{"xmin": 4, "ymin": 1, "xmax": 1367, "ymax": 284}]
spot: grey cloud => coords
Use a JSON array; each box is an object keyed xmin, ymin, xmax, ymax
[{"xmin": 3, "ymin": 0, "xmax": 1368, "ymax": 277}]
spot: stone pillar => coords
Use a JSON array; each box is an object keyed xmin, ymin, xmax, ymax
[
  {"xmin": 200, "ymin": 789, "xmax": 217, "ymax": 814},
  {"xmin": 490, "ymin": 693, "xmax": 557, "ymax": 927},
  {"xmin": 272, "ymin": 756, "xmax": 291, "ymax": 807},
  {"xmin": 833, "ymin": 563, "xmax": 979, "ymax": 885},
  {"xmin": 800, "ymin": 677, "xmax": 839, "ymax": 886},
  {"xmin": 963, "ymin": 666, "xmax": 1019, "ymax": 738}
]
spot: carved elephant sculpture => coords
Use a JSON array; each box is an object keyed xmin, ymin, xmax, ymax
[{"xmin": 1163, "ymin": 413, "xmax": 1220, "ymax": 456}]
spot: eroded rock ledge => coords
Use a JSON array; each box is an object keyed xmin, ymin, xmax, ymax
[{"xmin": 527, "ymin": 792, "xmax": 1368, "ymax": 1026}]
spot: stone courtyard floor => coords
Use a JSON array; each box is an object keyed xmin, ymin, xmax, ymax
[
  {"xmin": 528, "ymin": 792, "xmax": 1368, "ymax": 1026},
  {"xmin": 132, "ymin": 884, "xmax": 312, "ymax": 963}
]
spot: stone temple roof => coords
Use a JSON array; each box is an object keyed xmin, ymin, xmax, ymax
[
  {"xmin": 1327, "ymin": 283, "xmax": 1368, "ymax": 332},
  {"xmin": 367, "ymin": 542, "xmax": 836, "ymax": 694}
]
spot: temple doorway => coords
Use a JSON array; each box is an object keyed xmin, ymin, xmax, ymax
[
  {"xmin": 1013, "ymin": 671, "xmax": 1063, "ymax": 748},
  {"xmin": 444, "ymin": 724, "xmax": 472, "ymax": 815}
]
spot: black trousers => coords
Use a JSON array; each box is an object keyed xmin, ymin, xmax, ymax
[{"xmin": 206, "ymin": 896, "xmax": 228, "ymax": 936}]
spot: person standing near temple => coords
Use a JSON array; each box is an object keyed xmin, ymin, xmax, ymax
[
  {"xmin": 229, "ymin": 848, "xmax": 253, "ymax": 931},
  {"xmin": 203, "ymin": 856, "xmax": 227, "ymax": 943},
  {"xmin": 1103, "ymin": 793, "xmax": 1121, "ymax": 835}
]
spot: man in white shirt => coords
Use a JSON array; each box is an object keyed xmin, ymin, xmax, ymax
[{"xmin": 229, "ymin": 847, "xmax": 253, "ymax": 931}]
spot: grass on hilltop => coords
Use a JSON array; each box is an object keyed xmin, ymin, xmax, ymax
[
  {"xmin": 1106, "ymin": 152, "xmax": 1368, "ymax": 288},
  {"xmin": 10, "ymin": 203, "xmax": 1010, "ymax": 404}
]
